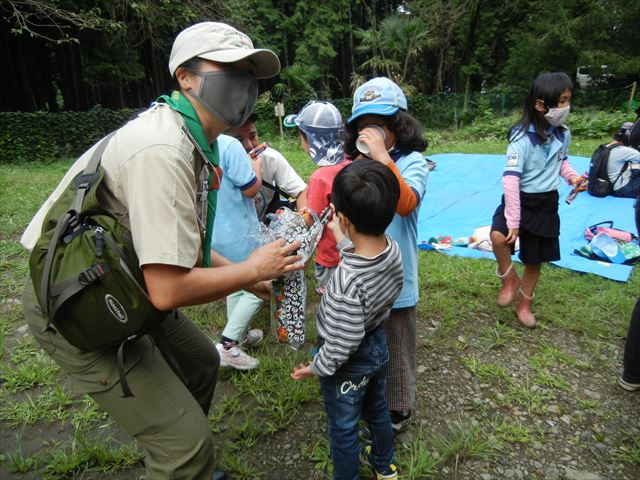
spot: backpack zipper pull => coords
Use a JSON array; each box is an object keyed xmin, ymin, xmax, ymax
[{"xmin": 95, "ymin": 227, "xmax": 104, "ymax": 257}]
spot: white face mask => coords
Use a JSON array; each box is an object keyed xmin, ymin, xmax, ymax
[{"xmin": 544, "ymin": 105, "xmax": 570, "ymax": 127}]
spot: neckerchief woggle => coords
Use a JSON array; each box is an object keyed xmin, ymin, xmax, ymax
[{"xmin": 158, "ymin": 90, "xmax": 219, "ymax": 267}]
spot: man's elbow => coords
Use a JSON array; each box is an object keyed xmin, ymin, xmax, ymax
[{"xmin": 143, "ymin": 264, "xmax": 185, "ymax": 311}]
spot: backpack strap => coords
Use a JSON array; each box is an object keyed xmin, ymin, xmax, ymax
[
  {"xmin": 39, "ymin": 133, "xmax": 116, "ymax": 323},
  {"xmin": 610, "ymin": 148, "xmax": 631, "ymax": 190}
]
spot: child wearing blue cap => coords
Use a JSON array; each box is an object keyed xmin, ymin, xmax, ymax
[
  {"xmin": 284, "ymin": 100, "xmax": 350, "ymax": 293},
  {"xmin": 344, "ymin": 77, "xmax": 429, "ymax": 434}
]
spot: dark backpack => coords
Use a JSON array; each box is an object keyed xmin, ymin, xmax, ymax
[
  {"xmin": 29, "ymin": 134, "xmax": 167, "ymax": 396},
  {"xmin": 587, "ymin": 144, "xmax": 628, "ymax": 197}
]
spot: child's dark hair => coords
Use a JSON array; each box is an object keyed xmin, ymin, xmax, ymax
[
  {"xmin": 613, "ymin": 126, "xmax": 630, "ymax": 145},
  {"xmin": 331, "ymin": 160, "xmax": 400, "ymax": 235},
  {"xmin": 509, "ymin": 71, "xmax": 573, "ymax": 142},
  {"xmin": 344, "ymin": 111, "xmax": 428, "ymax": 158}
]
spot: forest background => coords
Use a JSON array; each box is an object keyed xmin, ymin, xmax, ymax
[
  {"xmin": 2, "ymin": 0, "xmax": 639, "ymax": 164},
  {"xmin": 2, "ymin": 0, "xmax": 639, "ymax": 117}
]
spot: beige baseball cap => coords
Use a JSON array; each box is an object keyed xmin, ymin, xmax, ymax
[{"xmin": 168, "ymin": 22, "xmax": 280, "ymax": 79}]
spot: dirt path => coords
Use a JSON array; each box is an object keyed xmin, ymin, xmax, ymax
[{"xmin": 1, "ymin": 301, "xmax": 639, "ymax": 479}]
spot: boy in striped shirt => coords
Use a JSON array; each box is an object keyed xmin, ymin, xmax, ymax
[{"xmin": 292, "ymin": 160, "xmax": 404, "ymax": 480}]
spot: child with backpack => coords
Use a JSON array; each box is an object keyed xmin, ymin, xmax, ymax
[
  {"xmin": 587, "ymin": 121, "xmax": 640, "ymax": 198},
  {"xmin": 343, "ymin": 77, "xmax": 429, "ymax": 434},
  {"xmin": 490, "ymin": 72, "xmax": 586, "ymax": 328},
  {"xmin": 291, "ymin": 160, "xmax": 404, "ymax": 480},
  {"xmin": 602, "ymin": 122, "xmax": 640, "ymax": 198}
]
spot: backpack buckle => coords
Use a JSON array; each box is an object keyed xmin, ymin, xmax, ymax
[{"xmin": 78, "ymin": 263, "xmax": 109, "ymax": 285}]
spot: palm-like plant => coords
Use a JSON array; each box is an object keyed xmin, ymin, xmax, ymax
[
  {"xmin": 354, "ymin": 13, "xmax": 430, "ymax": 85},
  {"xmin": 273, "ymin": 62, "xmax": 322, "ymax": 100}
]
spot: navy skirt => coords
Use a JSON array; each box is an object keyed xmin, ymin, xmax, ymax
[{"xmin": 491, "ymin": 190, "xmax": 560, "ymax": 265}]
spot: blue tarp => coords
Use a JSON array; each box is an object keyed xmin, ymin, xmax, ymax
[{"xmin": 417, "ymin": 153, "xmax": 636, "ymax": 282}]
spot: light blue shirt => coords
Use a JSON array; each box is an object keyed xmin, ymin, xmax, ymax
[
  {"xmin": 386, "ymin": 151, "xmax": 429, "ymax": 308},
  {"xmin": 607, "ymin": 145, "xmax": 640, "ymax": 191},
  {"xmin": 211, "ymin": 135, "xmax": 260, "ymax": 263},
  {"xmin": 503, "ymin": 125, "xmax": 571, "ymax": 193}
]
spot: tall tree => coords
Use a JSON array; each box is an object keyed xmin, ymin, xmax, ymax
[{"xmin": 354, "ymin": 12, "xmax": 430, "ymax": 87}]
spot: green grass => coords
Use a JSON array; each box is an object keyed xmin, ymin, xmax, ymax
[{"xmin": 1, "ymin": 122, "xmax": 638, "ymax": 478}]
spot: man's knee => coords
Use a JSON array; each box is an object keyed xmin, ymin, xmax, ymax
[{"xmin": 143, "ymin": 414, "xmax": 215, "ymax": 480}]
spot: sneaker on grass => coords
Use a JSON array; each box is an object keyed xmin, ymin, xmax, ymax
[
  {"xmin": 216, "ymin": 343, "xmax": 259, "ymax": 370},
  {"xmin": 390, "ymin": 409, "xmax": 412, "ymax": 434},
  {"xmin": 359, "ymin": 444, "xmax": 398, "ymax": 480},
  {"xmin": 238, "ymin": 329, "xmax": 263, "ymax": 349},
  {"xmin": 618, "ymin": 375, "xmax": 640, "ymax": 391}
]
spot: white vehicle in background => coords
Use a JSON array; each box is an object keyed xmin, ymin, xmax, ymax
[{"xmin": 576, "ymin": 65, "xmax": 612, "ymax": 88}]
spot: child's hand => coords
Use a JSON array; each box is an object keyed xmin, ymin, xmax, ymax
[
  {"xmin": 299, "ymin": 206, "xmax": 315, "ymax": 228},
  {"xmin": 251, "ymin": 154, "xmax": 262, "ymax": 172},
  {"xmin": 505, "ymin": 228, "xmax": 519, "ymax": 245},
  {"xmin": 291, "ymin": 363, "xmax": 313, "ymax": 380},
  {"xmin": 357, "ymin": 126, "xmax": 391, "ymax": 164},
  {"xmin": 325, "ymin": 203, "xmax": 345, "ymax": 242},
  {"xmin": 569, "ymin": 174, "xmax": 588, "ymax": 192}
]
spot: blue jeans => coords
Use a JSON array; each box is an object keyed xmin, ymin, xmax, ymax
[{"xmin": 318, "ymin": 327, "xmax": 395, "ymax": 480}]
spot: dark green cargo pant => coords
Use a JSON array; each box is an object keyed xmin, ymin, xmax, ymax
[{"xmin": 23, "ymin": 278, "xmax": 220, "ymax": 479}]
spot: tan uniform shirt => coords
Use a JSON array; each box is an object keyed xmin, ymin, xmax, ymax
[{"xmin": 21, "ymin": 104, "xmax": 208, "ymax": 268}]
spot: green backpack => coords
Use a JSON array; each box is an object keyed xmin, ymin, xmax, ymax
[{"xmin": 29, "ymin": 133, "xmax": 167, "ymax": 396}]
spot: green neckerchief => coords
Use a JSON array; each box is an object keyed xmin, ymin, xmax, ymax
[{"xmin": 158, "ymin": 90, "xmax": 219, "ymax": 267}]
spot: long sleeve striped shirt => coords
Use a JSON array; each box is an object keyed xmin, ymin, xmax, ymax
[{"xmin": 309, "ymin": 236, "xmax": 404, "ymax": 377}]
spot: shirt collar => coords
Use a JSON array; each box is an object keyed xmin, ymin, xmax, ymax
[{"xmin": 525, "ymin": 124, "xmax": 565, "ymax": 146}]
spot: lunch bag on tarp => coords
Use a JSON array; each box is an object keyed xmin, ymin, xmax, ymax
[{"xmin": 29, "ymin": 133, "xmax": 167, "ymax": 396}]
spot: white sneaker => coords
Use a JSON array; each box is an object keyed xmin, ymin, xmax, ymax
[
  {"xmin": 216, "ymin": 343, "xmax": 259, "ymax": 370},
  {"xmin": 238, "ymin": 329, "xmax": 263, "ymax": 349}
]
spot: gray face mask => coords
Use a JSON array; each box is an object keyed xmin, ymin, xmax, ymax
[
  {"xmin": 542, "ymin": 104, "xmax": 570, "ymax": 127},
  {"xmin": 189, "ymin": 71, "xmax": 258, "ymax": 128}
]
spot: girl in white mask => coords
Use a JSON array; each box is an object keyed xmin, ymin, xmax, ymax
[{"xmin": 490, "ymin": 72, "xmax": 586, "ymax": 328}]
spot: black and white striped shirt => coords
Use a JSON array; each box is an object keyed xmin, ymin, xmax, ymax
[{"xmin": 310, "ymin": 236, "xmax": 403, "ymax": 377}]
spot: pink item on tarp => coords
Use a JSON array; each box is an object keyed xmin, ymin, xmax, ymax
[{"xmin": 584, "ymin": 221, "xmax": 635, "ymax": 242}]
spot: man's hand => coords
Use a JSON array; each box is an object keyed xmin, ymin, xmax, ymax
[
  {"xmin": 291, "ymin": 362, "xmax": 313, "ymax": 380},
  {"xmin": 247, "ymin": 239, "xmax": 303, "ymax": 280},
  {"xmin": 247, "ymin": 280, "xmax": 272, "ymax": 301}
]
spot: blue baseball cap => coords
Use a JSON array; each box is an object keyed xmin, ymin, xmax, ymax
[
  {"xmin": 590, "ymin": 232, "xmax": 627, "ymax": 264},
  {"xmin": 348, "ymin": 77, "xmax": 408, "ymax": 124}
]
